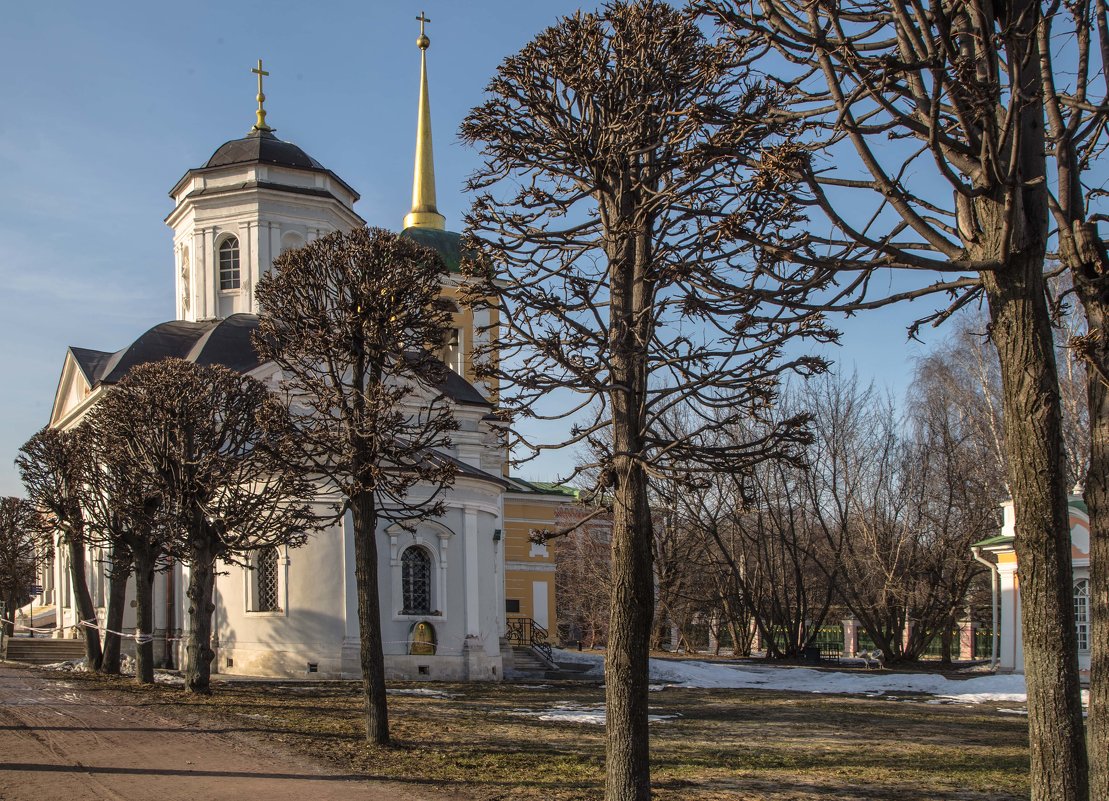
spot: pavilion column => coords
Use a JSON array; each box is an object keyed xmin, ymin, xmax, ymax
[{"xmin": 842, "ymin": 617, "xmax": 859, "ymax": 658}]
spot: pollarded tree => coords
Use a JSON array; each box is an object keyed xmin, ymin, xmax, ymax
[
  {"xmin": 17, "ymin": 428, "xmax": 103, "ymax": 670},
  {"xmin": 0, "ymin": 497, "xmax": 45, "ymax": 638},
  {"xmin": 699, "ymin": 1, "xmax": 1092, "ymax": 795},
  {"xmin": 460, "ymin": 4, "xmax": 834, "ymax": 798},
  {"xmin": 79, "ymin": 411, "xmax": 172, "ymax": 684},
  {"xmin": 102, "ymin": 359, "xmax": 317, "ymax": 694},
  {"xmin": 254, "ymin": 226, "xmax": 458, "ymax": 746}
]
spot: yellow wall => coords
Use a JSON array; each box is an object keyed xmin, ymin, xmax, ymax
[{"xmin": 503, "ymin": 494, "xmax": 565, "ymax": 637}]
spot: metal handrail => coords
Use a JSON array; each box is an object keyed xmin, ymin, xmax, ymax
[{"xmin": 506, "ymin": 615, "xmax": 554, "ymax": 663}]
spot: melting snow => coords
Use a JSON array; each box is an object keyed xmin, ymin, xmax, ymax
[{"xmin": 552, "ymin": 648, "xmax": 1054, "ymax": 705}]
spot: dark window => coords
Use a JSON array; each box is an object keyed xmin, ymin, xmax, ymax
[
  {"xmin": 505, "ymin": 599, "xmax": 520, "ymax": 614},
  {"xmin": 402, "ymin": 547, "xmax": 432, "ymax": 614},
  {"xmin": 219, "ymin": 236, "xmax": 241, "ymax": 290},
  {"xmin": 255, "ymin": 547, "xmax": 279, "ymax": 612}
]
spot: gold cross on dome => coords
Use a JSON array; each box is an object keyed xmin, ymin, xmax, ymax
[
  {"xmin": 416, "ymin": 11, "xmax": 431, "ymax": 35},
  {"xmin": 251, "ymin": 58, "xmax": 273, "ymax": 132}
]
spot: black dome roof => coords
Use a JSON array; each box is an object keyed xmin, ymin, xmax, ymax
[{"xmin": 204, "ymin": 129, "xmax": 323, "ymax": 170}]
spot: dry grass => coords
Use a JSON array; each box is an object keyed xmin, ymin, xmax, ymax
[{"xmin": 61, "ymin": 670, "xmax": 1029, "ymax": 800}]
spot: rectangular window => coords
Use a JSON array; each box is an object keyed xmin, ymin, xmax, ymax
[
  {"xmin": 505, "ymin": 599, "xmax": 520, "ymax": 614},
  {"xmin": 1075, "ymin": 580, "xmax": 1090, "ymax": 652},
  {"xmin": 248, "ymin": 547, "xmax": 282, "ymax": 613}
]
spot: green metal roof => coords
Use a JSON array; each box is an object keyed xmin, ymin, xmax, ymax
[
  {"xmin": 509, "ymin": 477, "xmax": 580, "ymax": 498},
  {"xmin": 972, "ymin": 534, "xmax": 1015, "ymax": 549},
  {"xmin": 400, "ymin": 227, "xmax": 463, "ymax": 273}
]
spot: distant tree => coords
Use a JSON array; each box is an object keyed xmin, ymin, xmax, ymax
[
  {"xmin": 79, "ymin": 411, "xmax": 172, "ymax": 684},
  {"xmin": 461, "ymin": 3, "xmax": 833, "ymax": 797},
  {"xmin": 700, "ymin": 1, "xmax": 1091, "ymax": 794},
  {"xmin": 254, "ymin": 226, "xmax": 458, "ymax": 745},
  {"xmin": 555, "ymin": 504, "xmax": 613, "ymax": 649},
  {"xmin": 905, "ymin": 354, "xmax": 1006, "ymax": 664},
  {"xmin": 17, "ymin": 428, "xmax": 103, "ymax": 670},
  {"xmin": 100, "ymin": 359, "xmax": 317, "ymax": 693},
  {"xmin": 0, "ymin": 497, "xmax": 44, "ymax": 638}
]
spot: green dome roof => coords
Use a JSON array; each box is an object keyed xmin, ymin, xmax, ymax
[{"xmin": 401, "ymin": 227, "xmax": 463, "ymax": 273}]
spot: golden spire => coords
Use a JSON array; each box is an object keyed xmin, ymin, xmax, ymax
[
  {"xmin": 251, "ymin": 59, "xmax": 274, "ymax": 134},
  {"xmin": 403, "ymin": 12, "xmax": 446, "ymax": 230}
]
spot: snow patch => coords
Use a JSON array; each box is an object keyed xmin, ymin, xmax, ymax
[
  {"xmin": 387, "ymin": 688, "xmax": 460, "ymax": 698},
  {"xmin": 511, "ymin": 703, "xmax": 678, "ymax": 725},
  {"xmin": 550, "ymin": 648, "xmax": 1043, "ymax": 704}
]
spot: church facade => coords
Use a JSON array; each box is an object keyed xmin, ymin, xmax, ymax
[{"xmin": 37, "ymin": 32, "xmax": 569, "ymax": 680}]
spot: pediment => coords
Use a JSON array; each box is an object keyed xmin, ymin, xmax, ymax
[{"xmin": 50, "ymin": 351, "xmax": 98, "ymax": 429}]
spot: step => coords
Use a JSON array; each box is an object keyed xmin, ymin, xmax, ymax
[{"xmin": 4, "ymin": 638, "xmax": 88, "ymax": 665}]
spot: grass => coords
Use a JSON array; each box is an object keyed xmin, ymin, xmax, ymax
[{"xmin": 53, "ymin": 669, "xmax": 1029, "ymax": 800}]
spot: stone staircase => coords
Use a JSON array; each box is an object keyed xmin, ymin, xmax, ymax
[
  {"xmin": 3, "ymin": 637, "xmax": 87, "ymax": 665},
  {"xmin": 506, "ymin": 645, "xmax": 597, "ymax": 681},
  {"xmin": 508, "ymin": 645, "xmax": 557, "ymax": 677}
]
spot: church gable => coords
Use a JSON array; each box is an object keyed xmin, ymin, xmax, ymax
[{"xmin": 49, "ymin": 348, "xmax": 106, "ymax": 428}]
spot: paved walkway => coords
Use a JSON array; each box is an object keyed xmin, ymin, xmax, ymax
[{"xmin": 0, "ymin": 663, "xmax": 460, "ymax": 801}]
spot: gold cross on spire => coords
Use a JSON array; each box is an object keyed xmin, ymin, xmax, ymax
[
  {"xmin": 416, "ymin": 11, "xmax": 431, "ymax": 49},
  {"xmin": 251, "ymin": 58, "xmax": 273, "ymax": 133}
]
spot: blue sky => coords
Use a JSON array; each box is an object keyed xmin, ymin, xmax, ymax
[{"xmin": 0, "ymin": 1, "xmax": 941, "ymax": 497}]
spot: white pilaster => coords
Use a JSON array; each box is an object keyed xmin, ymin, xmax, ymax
[{"xmin": 464, "ymin": 507, "xmax": 480, "ymax": 638}]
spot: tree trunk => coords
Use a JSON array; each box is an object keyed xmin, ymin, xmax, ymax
[
  {"xmin": 1062, "ymin": 220, "xmax": 1109, "ymax": 800},
  {"xmin": 184, "ymin": 544, "xmax": 217, "ymax": 694},
  {"xmin": 3, "ymin": 592, "xmax": 16, "ymax": 637},
  {"xmin": 133, "ymin": 545, "xmax": 157, "ymax": 685},
  {"xmin": 1075, "ymin": 286, "xmax": 1109, "ymax": 801},
  {"xmin": 939, "ymin": 616, "xmax": 954, "ymax": 666},
  {"xmin": 605, "ymin": 450, "xmax": 653, "ymax": 801},
  {"xmin": 65, "ymin": 537, "xmax": 102, "ymax": 670},
  {"xmin": 981, "ymin": 249, "xmax": 1088, "ymax": 801},
  {"xmin": 100, "ymin": 544, "xmax": 132, "ymax": 674},
  {"xmin": 604, "ymin": 219, "xmax": 654, "ymax": 799},
  {"xmin": 351, "ymin": 490, "xmax": 389, "ymax": 745}
]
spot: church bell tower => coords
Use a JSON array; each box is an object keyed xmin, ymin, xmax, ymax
[{"xmin": 166, "ymin": 60, "xmax": 363, "ymax": 321}]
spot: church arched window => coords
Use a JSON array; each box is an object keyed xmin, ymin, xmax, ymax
[
  {"xmin": 1075, "ymin": 579, "xmax": 1090, "ymax": 651},
  {"xmin": 219, "ymin": 236, "xmax": 241, "ymax": 290},
  {"xmin": 401, "ymin": 546, "xmax": 433, "ymax": 614}
]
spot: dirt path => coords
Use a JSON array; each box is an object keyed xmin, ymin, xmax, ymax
[{"xmin": 0, "ymin": 664, "xmax": 461, "ymax": 801}]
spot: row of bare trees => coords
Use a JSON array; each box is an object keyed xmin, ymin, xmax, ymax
[
  {"xmin": 8, "ymin": 228, "xmax": 458, "ymax": 754},
  {"xmin": 460, "ymin": 0, "xmax": 1106, "ymax": 797}
]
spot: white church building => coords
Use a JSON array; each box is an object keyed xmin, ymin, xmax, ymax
[{"xmin": 35, "ymin": 31, "xmax": 572, "ymax": 680}]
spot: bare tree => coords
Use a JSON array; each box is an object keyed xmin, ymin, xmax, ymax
[
  {"xmin": 17, "ymin": 428, "xmax": 103, "ymax": 670},
  {"xmin": 0, "ymin": 497, "xmax": 44, "ymax": 638},
  {"xmin": 100, "ymin": 359, "xmax": 317, "ymax": 694},
  {"xmin": 905, "ymin": 355, "xmax": 1006, "ymax": 664},
  {"xmin": 1039, "ymin": 4, "xmax": 1109, "ymax": 786},
  {"xmin": 699, "ymin": 1, "xmax": 1091, "ymax": 793},
  {"xmin": 555, "ymin": 503, "xmax": 613, "ymax": 649},
  {"xmin": 460, "ymin": 4, "xmax": 833, "ymax": 797},
  {"xmin": 254, "ymin": 226, "xmax": 458, "ymax": 745},
  {"xmin": 79, "ymin": 411, "xmax": 173, "ymax": 685}
]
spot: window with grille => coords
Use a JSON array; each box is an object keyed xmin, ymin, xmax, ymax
[
  {"xmin": 401, "ymin": 546, "xmax": 432, "ymax": 614},
  {"xmin": 255, "ymin": 547, "xmax": 280, "ymax": 612},
  {"xmin": 219, "ymin": 236, "xmax": 240, "ymax": 290},
  {"xmin": 1075, "ymin": 579, "xmax": 1090, "ymax": 651}
]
